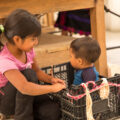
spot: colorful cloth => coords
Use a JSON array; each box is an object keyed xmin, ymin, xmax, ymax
[{"xmin": 55, "ymin": 10, "xmax": 91, "ymax": 36}]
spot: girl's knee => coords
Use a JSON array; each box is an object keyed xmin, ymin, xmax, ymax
[{"xmin": 21, "ymin": 69, "xmax": 38, "ymax": 83}]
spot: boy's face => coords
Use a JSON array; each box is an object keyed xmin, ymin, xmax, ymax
[{"xmin": 70, "ymin": 48, "xmax": 83, "ymax": 69}]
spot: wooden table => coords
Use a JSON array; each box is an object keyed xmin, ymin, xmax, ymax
[
  {"xmin": 34, "ymin": 33, "xmax": 75, "ymax": 68},
  {"xmin": 0, "ymin": 0, "xmax": 107, "ymax": 76}
]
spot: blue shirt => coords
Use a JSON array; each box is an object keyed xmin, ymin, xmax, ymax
[{"xmin": 73, "ymin": 67, "xmax": 99, "ymax": 85}]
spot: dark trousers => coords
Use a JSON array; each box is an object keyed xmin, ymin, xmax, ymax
[{"xmin": 0, "ymin": 69, "xmax": 60, "ymax": 120}]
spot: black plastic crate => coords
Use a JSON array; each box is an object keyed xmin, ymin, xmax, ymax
[
  {"xmin": 61, "ymin": 76, "xmax": 120, "ymax": 119},
  {"xmin": 41, "ymin": 62, "xmax": 120, "ymax": 120},
  {"xmin": 42, "ymin": 62, "xmax": 74, "ymax": 88},
  {"xmin": 109, "ymin": 74, "xmax": 120, "ymax": 116},
  {"xmin": 61, "ymin": 85, "xmax": 118, "ymax": 120},
  {"xmin": 62, "ymin": 110, "xmax": 84, "ymax": 120},
  {"xmin": 61, "ymin": 109, "xmax": 116, "ymax": 120}
]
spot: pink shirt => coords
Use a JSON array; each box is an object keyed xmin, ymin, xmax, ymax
[{"xmin": 0, "ymin": 45, "xmax": 35, "ymax": 88}]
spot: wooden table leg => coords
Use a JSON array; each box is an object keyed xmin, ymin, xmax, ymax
[
  {"xmin": 90, "ymin": 0, "xmax": 108, "ymax": 76},
  {"xmin": 47, "ymin": 12, "xmax": 54, "ymax": 27}
]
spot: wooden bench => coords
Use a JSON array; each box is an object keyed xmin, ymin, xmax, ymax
[
  {"xmin": 0, "ymin": 0, "xmax": 107, "ymax": 76},
  {"xmin": 34, "ymin": 33, "xmax": 75, "ymax": 68}
]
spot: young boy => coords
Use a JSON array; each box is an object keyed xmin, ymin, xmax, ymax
[{"xmin": 70, "ymin": 37, "xmax": 101, "ymax": 85}]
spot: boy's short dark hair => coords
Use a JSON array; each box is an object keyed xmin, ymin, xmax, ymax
[{"xmin": 70, "ymin": 37, "xmax": 101, "ymax": 63}]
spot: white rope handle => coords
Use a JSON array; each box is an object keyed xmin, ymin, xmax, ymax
[
  {"xmin": 100, "ymin": 78, "xmax": 110, "ymax": 100},
  {"xmin": 82, "ymin": 83, "xmax": 95, "ymax": 120},
  {"xmin": 83, "ymin": 78, "xmax": 109, "ymax": 120}
]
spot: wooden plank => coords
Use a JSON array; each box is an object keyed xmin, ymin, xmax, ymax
[
  {"xmin": 0, "ymin": 0, "xmax": 95, "ymax": 18},
  {"xmin": 47, "ymin": 13, "xmax": 54, "ymax": 27},
  {"xmin": 35, "ymin": 51, "xmax": 70, "ymax": 68},
  {"xmin": 42, "ymin": 14, "xmax": 48, "ymax": 27},
  {"xmin": 42, "ymin": 26, "xmax": 57, "ymax": 33},
  {"xmin": 90, "ymin": 0, "xmax": 108, "ymax": 76},
  {"xmin": 35, "ymin": 33, "xmax": 75, "ymax": 53}
]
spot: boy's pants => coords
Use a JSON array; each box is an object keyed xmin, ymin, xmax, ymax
[{"xmin": 0, "ymin": 69, "xmax": 60, "ymax": 120}]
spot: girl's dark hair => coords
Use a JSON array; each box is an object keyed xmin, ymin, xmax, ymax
[
  {"xmin": 0, "ymin": 9, "xmax": 41, "ymax": 46},
  {"xmin": 70, "ymin": 37, "xmax": 101, "ymax": 63}
]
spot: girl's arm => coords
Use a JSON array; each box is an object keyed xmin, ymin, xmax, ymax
[
  {"xmin": 32, "ymin": 58, "xmax": 52, "ymax": 83},
  {"xmin": 4, "ymin": 69, "xmax": 65, "ymax": 96},
  {"xmin": 32, "ymin": 58, "xmax": 65, "ymax": 85}
]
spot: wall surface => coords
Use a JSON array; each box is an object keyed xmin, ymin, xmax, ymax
[{"xmin": 105, "ymin": 0, "xmax": 120, "ymax": 31}]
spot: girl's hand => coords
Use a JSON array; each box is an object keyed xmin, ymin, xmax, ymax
[
  {"xmin": 52, "ymin": 83, "xmax": 66, "ymax": 93},
  {"xmin": 51, "ymin": 77, "xmax": 66, "ymax": 86}
]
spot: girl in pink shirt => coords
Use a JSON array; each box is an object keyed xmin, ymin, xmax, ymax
[{"xmin": 0, "ymin": 9, "xmax": 66, "ymax": 120}]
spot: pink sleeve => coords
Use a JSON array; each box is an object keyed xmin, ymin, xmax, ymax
[
  {"xmin": 31, "ymin": 48, "xmax": 35, "ymax": 58},
  {"xmin": 0, "ymin": 58, "xmax": 18, "ymax": 74}
]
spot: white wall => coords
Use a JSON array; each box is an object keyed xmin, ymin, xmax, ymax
[{"xmin": 105, "ymin": 0, "xmax": 120, "ymax": 31}]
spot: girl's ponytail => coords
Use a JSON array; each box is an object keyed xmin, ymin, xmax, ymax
[
  {"xmin": 0, "ymin": 25, "xmax": 4, "ymax": 34},
  {"xmin": 0, "ymin": 25, "xmax": 4, "ymax": 50}
]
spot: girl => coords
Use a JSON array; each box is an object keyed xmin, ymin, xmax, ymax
[{"xmin": 0, "ymin": 9, "xmax": 66, "ymax": 120}]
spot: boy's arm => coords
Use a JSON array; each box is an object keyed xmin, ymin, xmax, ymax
[
  {"xmin": 32, "ymin": 58, "xmax": 53, "ymax": 83},
  {"xmin": 81, "ymin": 69, "xmax": 96, "ymax": 83},
  {"xmin": 73, "ymin": 70, "xmax": 83, "ymax": 85}
]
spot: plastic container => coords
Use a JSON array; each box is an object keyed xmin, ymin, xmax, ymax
[{"xmin": 42, "ymin": 62, "xmax": 120, "ymax": 120}]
